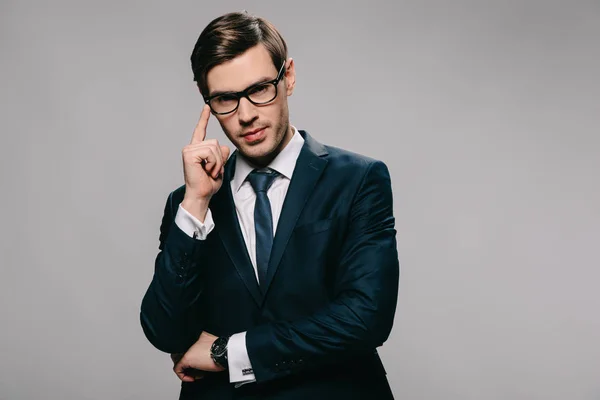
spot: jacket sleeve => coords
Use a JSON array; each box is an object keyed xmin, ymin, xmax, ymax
[
  {"xmin": 245, "ymin": 160, "xmax": 400, "ymax": 382},
  {"xmin": 139, "ymin": 190, "xmax": 208, "ymax": 354}
]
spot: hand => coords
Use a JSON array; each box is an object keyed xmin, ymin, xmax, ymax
[
  {"xmin": 171, "ymin": 352, "xmax": 204, "ymax": 381},
  {"xmin": 173, "ymin": 331, "xmax": 225, "ymax": 382},
  {"xmin": 181, "ymin": 105, "xmax": 231, "ymax": 219}
]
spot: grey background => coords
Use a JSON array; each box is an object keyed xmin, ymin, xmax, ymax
[{"xmin": 1, "ymin": 0, "xmax": 599, "ymax": 399}]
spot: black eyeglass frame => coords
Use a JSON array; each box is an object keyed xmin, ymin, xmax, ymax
[{"xmin": 203, "ymin": 61, "xmax": 287, "ymax": 115}]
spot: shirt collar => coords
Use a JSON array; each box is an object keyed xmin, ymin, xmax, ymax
[{"xmin": 231, "ymin": 126, "xmax": 305, "ymax": 193}]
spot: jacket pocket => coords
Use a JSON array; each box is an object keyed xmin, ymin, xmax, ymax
[{"xmin": 293, "ymin": 218, "xmax": 333, "ymax": 236}]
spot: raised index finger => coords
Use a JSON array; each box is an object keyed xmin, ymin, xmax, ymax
[{"xmin": 190, "ymin": 104, "xmax": 211, "ymax": 144}]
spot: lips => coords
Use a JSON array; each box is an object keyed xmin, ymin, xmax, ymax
[
  {"xmin": 242, "ymin": 127, "xmax": 266, "ymax": 136},
  {"xmin": 241, "ymin": 127, "xmax": 267, "ymax": 142}
]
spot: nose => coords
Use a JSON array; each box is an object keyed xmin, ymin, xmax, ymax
[{"xmin": 237, "ymin": 96, "xmax": 258, "ymax": 125}]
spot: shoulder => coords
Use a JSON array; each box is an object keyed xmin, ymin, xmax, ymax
[
  {"xmin": 320, "ymin": 141, "xmax": 392, "ymax": 184},
  {"xmin": 163, "ymin": 184, "xmax": 186, "ymax": 215},
  {"xmin": 325, "ymin": 143, "xmax": 382, "ymax": 167},
  {"xmin": 302, "ymin": 130, "xmax": 388, "ymax": 173}
]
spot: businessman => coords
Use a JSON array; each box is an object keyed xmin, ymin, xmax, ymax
[{"xmin": 140, "ymin": 11, "xmax": 400, "ymax": 400}]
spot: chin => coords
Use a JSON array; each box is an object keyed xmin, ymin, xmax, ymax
[{"xmin": 239, "ymin": 138, "xmax": 277, "ymax": 161}]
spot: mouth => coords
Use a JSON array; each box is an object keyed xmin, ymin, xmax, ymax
[{"xmin": 241, "ymin": 127, "xmax": 267, "ymax": 143}]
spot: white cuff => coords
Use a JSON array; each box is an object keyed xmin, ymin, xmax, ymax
[
  {"xmin": 174, "ymin": 204, "xmax": 215, "ymax": 240},
  {"xmin": 228, "ymin": 332, "xmax": 256, "ymax": 386}
]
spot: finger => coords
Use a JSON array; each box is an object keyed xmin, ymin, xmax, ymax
[
  {"xmin": 174, "ymin": 362, "xmax": 186, "ymax": 381},
  {"xmin": 181, "ymin": 373, "xmax": 195, "ymax": 383},
  {"xmin": 174, "ymin": 360, "xmax": 195, "ymax": 382},
  {"xmin": 183, "ymin": 142, "xmax": 224, "ymax": 180},
  {"xmin": 185, "ymin": 145, "xmax": 218, "ymax": 173},
  {"xmin": 220, "ymin": 145, "xmax": 231, "ymax": 163},
  {"xmin": 177, "ymin": 365, "xmax": 202, "ymax": 382},
  {"xmin": 190, "ymin": 104, "xmax": 211, "ymax": 145},
  {"xmin": 203, "ymin": 140, "xmax": 224, "ymax": 178},
  {"xmin": 181, "ymin": 371, "xmax": 197, "ymax": 383},
  {"xmin": 213, "ymin": 147, "xmax": 224, "ymax": 179},
  {"xmin": 215, "ymin": 145, "xmax": 230, "ymax": 179},
  {"xmin": 202, "ymin": 145, "xmax": 221, "ymax": 177}
]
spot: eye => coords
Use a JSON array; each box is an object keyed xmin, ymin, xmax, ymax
[
  {"xmin": 248, "ymin": 84, "xmax": 270, "ymax": 95},
  {"xmin": 213, "ymin": 94, "xmax": 237, "ymax": 104}
]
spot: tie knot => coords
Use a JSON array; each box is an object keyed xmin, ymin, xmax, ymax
[{"xmin": 247, "ymin": 169, "xmax": 279, "ymax": 193}]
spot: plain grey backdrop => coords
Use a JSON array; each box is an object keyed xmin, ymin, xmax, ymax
[{"xmin": 1, "ymin": 0, "xmax": 599, "ymax": 399}]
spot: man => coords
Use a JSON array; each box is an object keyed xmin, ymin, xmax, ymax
[{"xmin": 140, "ymin": 10, "xmax": 400, "ymax": 400}]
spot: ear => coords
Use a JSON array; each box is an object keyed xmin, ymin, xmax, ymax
[{"xmin": 284, "ymin": 58, "xmax": 296, "ymax": 96}]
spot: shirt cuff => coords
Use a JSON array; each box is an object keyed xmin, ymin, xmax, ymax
[
  {"xmin": 228, "ymin": 332, "xmax": 256, "ymax": 386},
  {"xmin": 174, "ymin": 204, "xmax": 215, "ymax": 240}
]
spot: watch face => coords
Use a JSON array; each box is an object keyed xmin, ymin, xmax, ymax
[
  {"xmin": 213, "ymin": 340, "xmax": 226, "ymax": 355},
  {"xmin": 212, "ymin": 337, "xmax": 228, "ymax": 359}
]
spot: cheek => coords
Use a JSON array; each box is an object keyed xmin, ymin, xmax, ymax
[
  {"xmin": 216, "ymin": 116, "xmax": 238, "ymax": 137},
  {"xmin": 267, "ymin": 102, "xmax": 287, "ymax": 126}
]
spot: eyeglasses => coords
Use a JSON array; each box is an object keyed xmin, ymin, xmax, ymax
[{"xmin": 203, "ymin": 62, "xmax": 286, "ymax": 115}]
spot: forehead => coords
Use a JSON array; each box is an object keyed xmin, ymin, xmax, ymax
[{"xmin": 206, "ymin": 44, "xmax": 278, "ymax": 95}]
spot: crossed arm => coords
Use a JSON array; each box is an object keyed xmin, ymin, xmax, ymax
[{"xmin": 140, "ymin": 160, "xmax": 400, "ymax": 383}]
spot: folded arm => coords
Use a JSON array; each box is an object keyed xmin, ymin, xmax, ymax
[
  {"xmin": 245, "ymin": 160, "xmax": 400, "ymax": 382},
  {"xmin": 140, "ymin": 191, "xmax": 213, "ymax": 354}
]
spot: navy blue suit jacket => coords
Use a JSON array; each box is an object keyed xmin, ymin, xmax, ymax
[{"xmin": 140, "ymin": 130, "xmax": 400, "ymax": 399}]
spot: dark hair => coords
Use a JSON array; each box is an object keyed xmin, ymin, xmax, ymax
[{"xmin": 190, "ymin": 11, "xmax": 288, "ymax": 96}]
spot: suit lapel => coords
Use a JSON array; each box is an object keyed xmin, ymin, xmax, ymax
[
  {"xmin": 261, "ymin": 131, "xmax": 329, "ymax": 298},
  {"xmin": 211, "ymin": 131, "xmax": 329, "ymax": 306},
  {"xmin": 211, "ymin": 151, "xmax": 263, "ymax": 307}
]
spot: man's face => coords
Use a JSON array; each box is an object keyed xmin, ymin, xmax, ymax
[{"xmin": 205, "ymin": 44, "xmax": 296, "ymax": 166}]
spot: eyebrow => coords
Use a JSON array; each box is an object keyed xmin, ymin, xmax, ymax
[{"xmin": 209, "ymin": 76, "xmax": 274, "ymax": 97}]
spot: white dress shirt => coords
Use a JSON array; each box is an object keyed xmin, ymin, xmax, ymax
[{"xmin": 174, "ymin": 126, "xmax": 305, "ymax": 385}]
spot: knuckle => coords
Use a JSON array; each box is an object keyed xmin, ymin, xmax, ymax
[{"xmin": 182, "ymin": 144, "xmax": 196, "ymax": 154}]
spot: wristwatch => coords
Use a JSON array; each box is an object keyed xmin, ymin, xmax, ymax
[{"xmin": 210, "ymin": 336, "xmax": 229, "ymax": 370}]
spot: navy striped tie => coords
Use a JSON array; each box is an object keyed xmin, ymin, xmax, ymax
[{"xmin": 247, "ymin": 169, "xmax": 279, "ymax": 286}]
